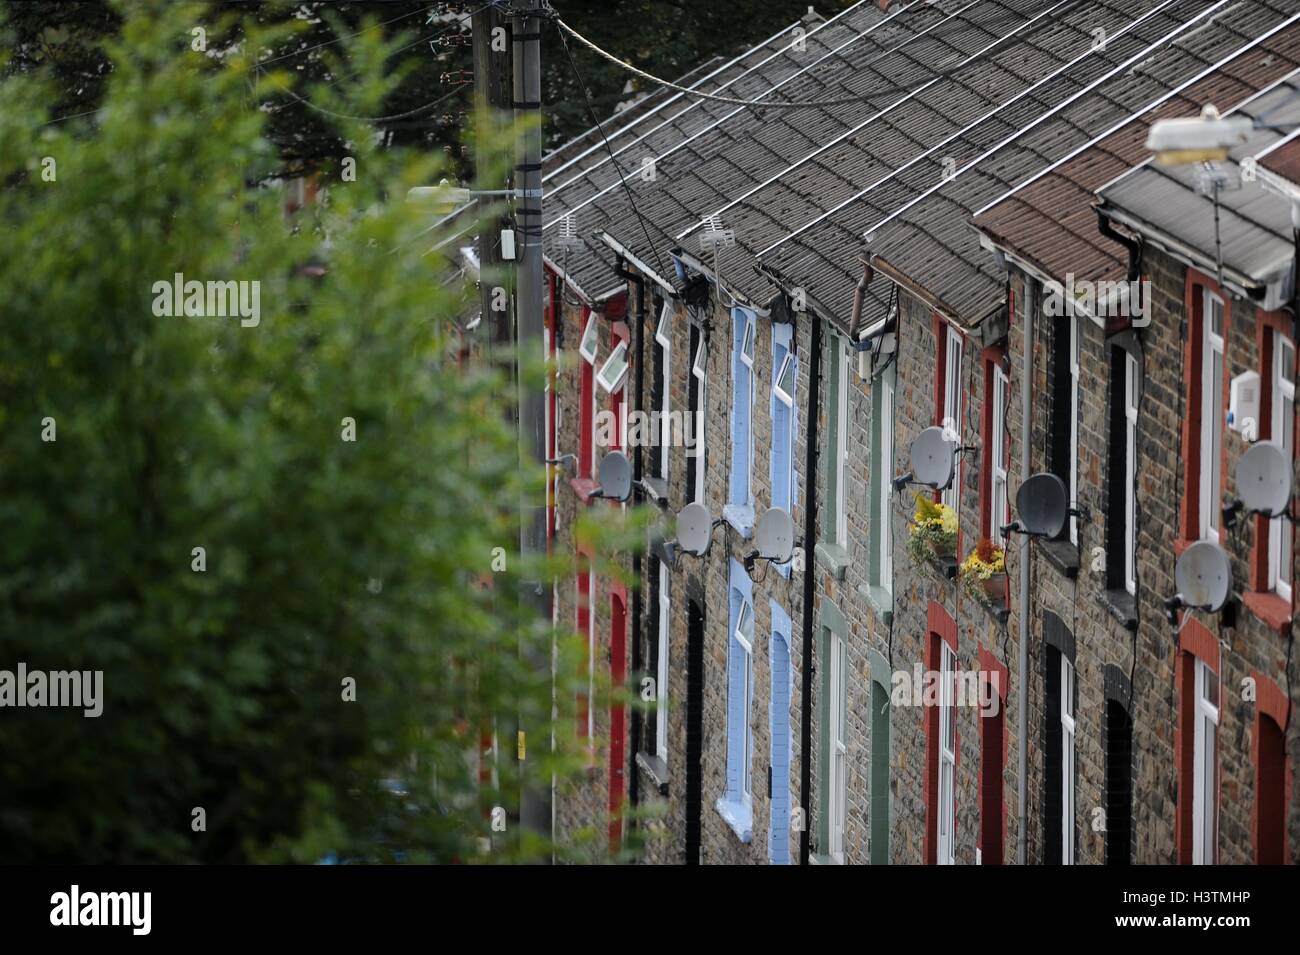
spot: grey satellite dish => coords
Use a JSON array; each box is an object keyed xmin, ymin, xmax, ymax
[
  {"xmin": 910, "ymin": 426, "xmax": 956, "ymax": 490},
  {"xmin": 595, "ymin": 451, "xmax": 632, "ymax": 502},
  {"xmin": 754, "ymin": 507, "xmax": 795, "ymax": 562},
  {"xmin": 1236, "ymin": 440, "xmax": 1292, "ymax": 518},
  {"xmin": 1015, "ymin": 473, "xmax": 1069, "ymax": 538},
  {"xmin": 677, "ymin": 502, "xmax": 713, "ymax": 557},
  {"xmin": 1175, "ymin": 541, "xmax": 1233, "ymax": 613}
]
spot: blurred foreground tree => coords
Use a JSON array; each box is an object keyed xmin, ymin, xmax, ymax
[{"xmin": 0, "ymin": 0, "xmax": 608, "ymax": 863}]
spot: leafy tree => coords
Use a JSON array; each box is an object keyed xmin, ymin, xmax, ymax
[{"xmin": 0, "ymin": 0, "xmax": 600, "ymax": 863}]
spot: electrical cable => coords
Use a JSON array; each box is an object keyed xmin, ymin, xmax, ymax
[
  {"xmin": 254, "ymin": 5, "xmax": 431, "ymax": 68},
  {"xmin": 553, "ymin": 18, "xmax": 673, "ymax": 291},
  {"xmin": 549, "ymin": 2, "xmax": 1088, "ymax": 112}
]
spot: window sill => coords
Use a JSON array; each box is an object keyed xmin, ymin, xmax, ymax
[
  {"xmin": 1098, "ymin": 588, "xmax": 1138, "ymax": 631},
  {"xmin": 810, "ymin": 852, "xmax": 841, "ymax": 865},
  {"xmin": 815, "ymin": 542, "xmax": 852, "ymax": 581},
  {"xmin": 1038, "ymin": 538, "xmax": 1079, "ymax": 580},
  {"xmin": 1242, "ymin": 591, "xmax": 1292, "ymax": 634},
  {"xmin": 722, "ymin": 503, "xmax": 755, "ymax": 539},
  {"xmin": 640, "ymin": 476, "xmax": 669, "ymax": 507},
  {"xmin": 635, "ymin": 752, "xmax": 670, "ymax": 796},
  {"xmin": 858, "ymin": 582, "xmax": 893, "ymax": 627},
  {"xmin": 714, "ymin": 796, "xmax": 753, "ymax": 843},
  {"xmin": 570, "ymin": 476, "xmax": 600, "ymax": 504}
]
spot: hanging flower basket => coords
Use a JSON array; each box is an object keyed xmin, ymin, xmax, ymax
[
  {"xmin": 960, "ymin": 539, "xmax": 1007, "ymax": 607},
  {"xmin": 907, "ymin": 493, "xmax": 958, "ymax": 564}
]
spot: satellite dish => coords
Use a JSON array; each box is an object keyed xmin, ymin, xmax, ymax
[
  {"xmin": 1015, "ymin": 473, "xmax": 1069, "ymax": 538},
  {"xmin": 910, "ymin": 426, "xmax": 956, "ymax": 489},
  {"xmin": 754, "ymin": 507, "xmax": 795, "ymax": 562},
  {"xmin": 1175, "ymin": 541, "xmax": 1233, "ymax": 613},
  {"xmin": 596, "ymin": 451, "xmax": 632, "ymax": 502},
  {"xmin": 677, "ymin": 503, "xmax": 713, "ymax": 557},
  {"xmin": 1235, "ymin": 440, "xmax": 1292, "ymax": 518}
]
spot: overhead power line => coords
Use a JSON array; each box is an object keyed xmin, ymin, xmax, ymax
[{"xmin": 550, "ymin": 2, "xmax": 1088, "ymax": 111}]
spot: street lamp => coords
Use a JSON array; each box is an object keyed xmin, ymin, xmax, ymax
[{"xmin": 1145, "ymin": 104, "xmax": 1252, "ymax": 165}]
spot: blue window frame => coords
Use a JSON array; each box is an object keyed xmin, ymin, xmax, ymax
[
  {"xmin": 725, "ymin": 307, "xmax": 756, "ymax": 536},
  {"xmin": 717, "ymin": 559, "xmax": 754, "ymax": 842},
  {"xmin": 770, "ymin": 325, "xmax": 798, "ymax": 573},
  {"xmin": 769, "ymin": 601, "xmax": 793, "ymax": 864}
]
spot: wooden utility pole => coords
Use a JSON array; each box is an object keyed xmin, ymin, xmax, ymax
[{"xmin": 509, "ymin": 0, "xmax": 552, "ymax": 855}]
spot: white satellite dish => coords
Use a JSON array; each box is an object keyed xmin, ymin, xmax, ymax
[
  {"xmin": 1015, "ymin": 473, "xmax": 1069, "ymax": 538},
  {"xmin": 1174, "ymin": 540, "xmax": 1233, "ymax": 613},
  {"xmin": 595, "ymin": 451, "xmax": 632, "ymax": 502},
  {"xmin": 910, "ymin": 426, "xmax": 956, "ymax": 490},
  {"xmin": 754, "ymin": 507, "xmax": 795, "ymax": 563},
  {"xmin": 1235, "ymin": 440, "xmax": 1292, "ymax": 518},
  {"xmin": 677, "ymin": 502, "xmax": 713, "ymax": 557}
]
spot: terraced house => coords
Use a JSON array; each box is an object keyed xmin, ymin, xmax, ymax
[{"xmin": 532, "ymin": 0, "xmax": 1300, "ymax": 864}]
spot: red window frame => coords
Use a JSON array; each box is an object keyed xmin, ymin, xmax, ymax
[
  {"xmin": 576, "ymin": 543, "xmax": 594, "ymax": 739},
  {"xmin": 924, "ymin": 601, "xmax": 958, "ymax": 864},
  {"xmin": 1243, "ymin": 308, "xmax": 1295, "ymax": 631}
]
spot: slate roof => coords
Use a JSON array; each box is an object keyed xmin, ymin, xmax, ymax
[
  {"xmin": 1096, "ymin": 71, "xmax": 1300, "ymax": 300},
  {"xmin": 541, "ymin": 0, "xmax": 890, "ymax": 300},
  {"xmin": 568, "ymin": 0, "xmax": 1298, "ymax": 338},
  {"xmin": 971, "ymin": 25, "xmax": 1300, "ymax": 292},
  {"xmin": 749, "ymin": 0, "xmax": 1300, "ymax": 330}
]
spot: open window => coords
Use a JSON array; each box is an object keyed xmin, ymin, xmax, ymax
[
  {"xmin": 1268, "ymin": 331, "xmax": 1295, "ymax": 602},
  {"xmin": 597, "ymin": 340, "xmax": 629, "ymax": 394},
  {"xmin": 578, "ymin": 311, "xmax": 599, "ymax": 364}
]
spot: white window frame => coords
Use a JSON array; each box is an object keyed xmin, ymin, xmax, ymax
[
  {"xmin": 1068, "ymin": 315, "xmax": 1081, "ymax": 544},
  {"xmin": 740, "ymin": 311, "xmax": 756, "ymax": 369},
  {"xmin": 1192, "ymin": 659, "xmax": 1219, "ymax": 865},
  {"xmin": 938, "ymin": 641, "xmax": 956, "ymax": 865},
  {"xmin": 991, "ymin": 365, "xmax": 1010, "ymax": 547},
  {"xmin": 1125, "ymin": 352, "xmax": 1139, "ymax": 595},
  {"xmin": 774, "ymin": 352, "xmax": 795, "ymax": 407},
  {"xmin": 828, "ymin": 629, "xmax": 847, "ymax": 864},
  {"xmin": 655, "ymin": 305, "xmax": 672, "ymax": 482},
  {"xmin": 1061, "ymin": 656, "xmax": 1076, "ymax": 865},
  {"xmin": 1200, "ymin": 290, "xmax": 1225, "ymax": 541},
  {"xmin": 735, "ymin": 602, "xmax": 755, "ymax": 801},
  {"xmin": 1269, "ymin": 333, "xmax": 1294, "ymax": 602},
  {"xmin": 835, "ymin": 339, "xmax": 850, "ymax": 548},
  {"xmin": 692, "ymin": 334, "xmax": 707, "ymax": 505},
  {"xmin": 655, "ymin": 562, "xmax": 671, "ymax": 764},
  {"xmin": 579, "ymin": 312, "xmax": 599, "ymax": 364},
  {"xmin": 597, "ymin": 340, "xmax": 629, "ymax": 394},
  {"xmin": 878, "ymin": 374, "xmax": 895, "ymax": 592},
  {"xmin": 942, "ymin": 326, "xmax": 964, "ymax": 514}
]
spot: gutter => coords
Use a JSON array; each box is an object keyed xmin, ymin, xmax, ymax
[
  {"xmin": 601, "ymin": 232, "xmax": 678, "ymax": 298},
  {"xmin": 1017, "ymin": 275, "xmax": 1033, "ymax": 866},
  {"xmin": 757, "ymin": 260, "xmax": 823, "ymax": 866}
]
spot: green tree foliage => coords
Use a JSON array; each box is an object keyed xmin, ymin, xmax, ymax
[{"xmin": 0, "ymin": 0, "xmax": 603, "ymax": 863}]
